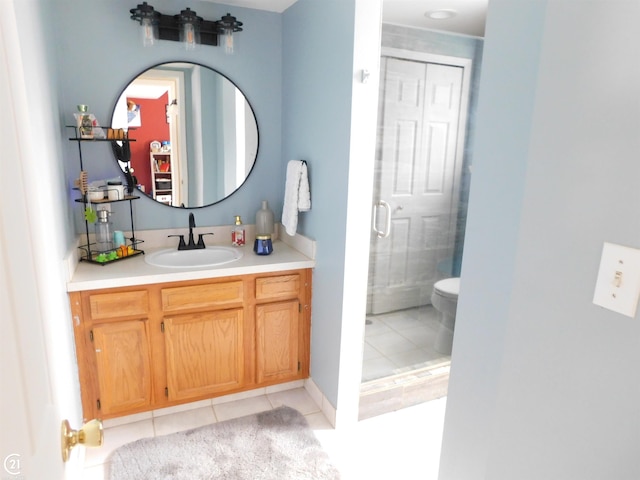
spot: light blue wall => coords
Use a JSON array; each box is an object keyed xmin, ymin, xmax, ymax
[
  {"xmin": 51, "ymin": 0, "xmax": 359, "ymax": 407},
  {"xmin": 282, "ymin": 0, "xmax": 357, "ymax": 406},
  {"xmin": 53, "ymin": 0, "xmax": 282, "ymax": 236},
  {"xmin": 15, "ymin": 0, "xmax": 76, "ymax": 252},
  {"xmin": 439, "ymin": 1, "xmax": 640, "ymax": 478},
  {"xmin": 439, "ymin": 3, "xmax": 546, "ymax": 475}
]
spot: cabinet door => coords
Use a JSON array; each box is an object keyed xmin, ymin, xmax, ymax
[
  {"xmin": 164, "ymin": 309, "xmax": 244, "ymax": 401},
  {"xmin": 92, "ymin": 320, "xmax": 152, "ymax": 416},
  {"xmin": 256, "ymin": 300, "xmax": 300, "ymax": 384}
]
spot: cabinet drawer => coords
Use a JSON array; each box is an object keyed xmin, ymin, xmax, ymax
[
  {"xmin": 255, "ymin": 274, "xmax": 301, "ymax": 301},
  {"xmin": 161, "ymin": 281, "xmax": 244, "ymax": 312},
  {"xmin": 89, "ymin": 291, "xmax": 149, "ymax": 320}
]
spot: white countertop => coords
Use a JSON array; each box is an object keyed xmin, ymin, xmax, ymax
[{"xmin": 67, "ymin": 240, "xmax": 315, "ymax": 292}]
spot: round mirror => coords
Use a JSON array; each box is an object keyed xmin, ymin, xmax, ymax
[{"xmin": 111, "ymin": 62, "xmax": 259, "ymax": 208}]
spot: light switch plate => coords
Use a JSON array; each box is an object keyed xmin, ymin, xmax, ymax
[{"xmin": 592, "ymin": 242, "xmax": 640, "ymax": 318}]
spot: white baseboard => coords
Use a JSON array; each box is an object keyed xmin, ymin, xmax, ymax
[{"xmin": 304, "ymin": 378, "xmax": 336, "ymax": 427}]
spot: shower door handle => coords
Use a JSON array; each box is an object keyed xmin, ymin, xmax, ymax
[{"xmin": 372, "ymin": 200, "xmax": 391, "ymax": 238}]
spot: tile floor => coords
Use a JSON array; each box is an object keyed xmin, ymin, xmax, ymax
[
  {"xmin": 81, "ymin": 385, "xmax": 447, "ymax": 480},
  {"xmin": 362, "ymin": 305, "xmax": 451, "ymax": 382}
]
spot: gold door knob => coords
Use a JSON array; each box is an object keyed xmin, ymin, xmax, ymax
[{"xmin": 60, "ymin": 418, "xmax": 103, "ymax": 462}]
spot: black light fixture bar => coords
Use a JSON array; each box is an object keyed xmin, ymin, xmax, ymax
[{"xmin": 130, "ymin": 2, "xmax": 243, "ymax": 47}]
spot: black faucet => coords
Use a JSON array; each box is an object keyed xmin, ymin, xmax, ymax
[
  {"xmin": 168, "ymin": 213, "xmax": 213, "ymax": 250},
  {"xmin": 187, "ymin": 212, "xmax": 196, "ymax": 248}
]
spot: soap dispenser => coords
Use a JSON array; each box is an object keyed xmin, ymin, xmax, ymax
[
  {"xmin": 254, "ymin": 200, "xmax": 274, "ymax": 255},
  {"xmin": 95, "ymin": 209, "xmax": 113, "ymax": 252},
  {"xmin": 255, "ymin": 200, "xmax": 274, "ymax": 237},
  {"xmin": 232, "ymin": 215, "xmax": 245, "ymax": 246}
]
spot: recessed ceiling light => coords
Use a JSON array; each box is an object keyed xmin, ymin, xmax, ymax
[{"xmin": 426, "ymin": 9, "xmax": 457, "ymax": 20}]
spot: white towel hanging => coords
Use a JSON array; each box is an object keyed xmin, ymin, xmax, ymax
[{"xmin": 282, "ymin": 160, "xmax": 311, "ymax": 236}]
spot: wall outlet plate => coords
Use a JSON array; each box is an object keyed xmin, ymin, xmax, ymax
[{"xmin": 592, "ymin": 242, "xmax": 640, "ymax": 318}]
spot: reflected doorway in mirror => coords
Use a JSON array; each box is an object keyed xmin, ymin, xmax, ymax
[{"xmin": 112, "ymin": 62, "xmax": 259, "ymax": 208}]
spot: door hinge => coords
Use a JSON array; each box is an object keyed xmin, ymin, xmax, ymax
[
  {"xmin": 89, "ymin": 330, "xmax": 94, "ymax": 342},
  {"xmin": 161, "ymin": 321, "xmax": 165, "ymax": 333},
  {"xmin": 299, "ymin": 303, "xmax": 302, "ymax": 312},
  {"xmin": 298, "ymin": 361, "xmax": 301, "ymax": 372},
  {"xmin": 97, "ymin": 399, "xmax": 101, "ymax": 410},
  {"xmin": 165, "ymin": 387, "xmax": 169, "ymax": 397}
]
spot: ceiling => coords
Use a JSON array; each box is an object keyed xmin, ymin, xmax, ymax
[
  {"xmin": 212, "ymin": 0, "xmax": 487, "ymax": 37},
  {"xmin": 381, "ymin": 0, "xmax": 487, "ymax": 37}
]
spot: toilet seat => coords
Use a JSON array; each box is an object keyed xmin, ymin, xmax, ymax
[{"xmin": 433, "ymin": 277, "xmax": 460, "ymax": 299}]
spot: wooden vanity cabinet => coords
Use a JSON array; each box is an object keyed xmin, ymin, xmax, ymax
[
  {"xmin": 69, "ymin": 269, "xmax": 311, "ymax": 421},
  {"xmin": 91, "ymin": 319, "xmax": 152, "ymax": 416},
  {"xmin": 255, "ymin": 273, "xmax": 310, "ymax": 384},
  {"xmin": 69, "ymin": 288, "xmax": 154, "ymax": 419},
  {"xmin": 160, "ymin": 280, "xmax": 247, "ymax": 402}
]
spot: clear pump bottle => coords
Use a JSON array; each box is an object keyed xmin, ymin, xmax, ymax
[{"xmin": 95, "ymin": 209, "xmax": 113, "ymax": 252}]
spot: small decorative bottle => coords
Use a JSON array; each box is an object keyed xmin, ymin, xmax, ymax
[
  {"xmin": 75, "ymin": 104, "xmax": 94, "ymax": 139},
  {"xmin": 232, "ymin": 215, "xmax": 245, "ymax": 246},
  {"xmin": 255, "ymin": 200, "xmax": 274, "ymax": 237}
]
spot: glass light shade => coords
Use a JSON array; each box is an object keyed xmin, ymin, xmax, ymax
[
  {"xmin": 140, "ymin": 17, "xmax": 156, "ymax": 47},
  {"xmin": 224, "ymin": 27, "xmax": 234, "ymax": 54},
  {"xmin": 181, "ymin": 22, "xmax": 198, "ymax": 50}
]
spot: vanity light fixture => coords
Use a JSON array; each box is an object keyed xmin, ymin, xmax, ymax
[
  {"xmin": 129, "ymin": 1, "xmax": 159, "ymax": 47},
  {"xmin": 129, "ymin": 2, "xmax": 243, "ymax": 52}
]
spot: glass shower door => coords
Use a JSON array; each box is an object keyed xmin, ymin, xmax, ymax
[{"xmin": 362, "ymin": 54, "xmax": 467, "ymax": 383}]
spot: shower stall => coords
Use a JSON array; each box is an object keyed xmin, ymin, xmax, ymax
[{"xmin": 359, "ymin": 25, "xmax": 483, "ymax": 419}]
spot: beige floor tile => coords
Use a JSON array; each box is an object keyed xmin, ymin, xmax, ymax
[
  {"xmin": 102, "ymin": 411, "xmax": 152, "ymax": 429},
  {"xmin": 84, "ymin": 419, "xmax": 154, "ymax": 467},
  {"xmin": 361, "ymin": 356, "xmax": 397, "ymax": 381},
  {"xmin": 210, "ymin": 387, "xmax": 266, "ymax": 405},
  {"xmin": 267, "ymin": 387, "xmax": 321, "ymax": 415},
  {"xmin": 366, "ymin": 331, "xmax": 417, "ymax": 357},
  {"xmin": 363, "ymin": 342, "xmax": 384, "ymax": 360},
  {"xmin": 265, "ymin": 379, "xmax": 305, "ymax": 394},
  {"xmin": 81, "ymin": 381, "xmax": 445, "ymax": 480},
  {"xmin": 305, "ymin": 411, "xmax": 333, "ymax": 430},
  {"xmin": 81, "ymin": 463, "xmax": 106, "ymax": 480},
  {"xmin": 213, "ymin": 394, "xmax": 272, "ymax": 422},
  {"xmin": 388, "ymin": 348, "xmax": 441, "ymax": 368},
  {"xmin": 319, "ymin": 398, "xmax": 446, "ymax": 480},
  {"xmin": 152, "ymin": 398, "xmax": 213, "ymax": 418},
  {"xmin": 153, "ymin": 405, "xmax": 217, "ymax": 437}
]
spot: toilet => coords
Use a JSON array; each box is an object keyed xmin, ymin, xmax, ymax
[{"xmin": 431, "ymin": 277, "xmax": 460, "ymax": 355}]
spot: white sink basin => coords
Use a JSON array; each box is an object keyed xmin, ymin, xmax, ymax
[{"xmin": 145, "ymin": 246, "xmax": 243, "ymax": 268}]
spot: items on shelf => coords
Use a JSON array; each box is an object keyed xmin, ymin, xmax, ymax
[
  {"xmin": 74, "ymin": 105, "xmax": 105, "ymax": 139},
  {"xmin": 68, "ymin": 123, "xmax": 144, "ymax": 265},
  {"xmin": 150, "ymin": 145, "xmax": 173, "ymax": 204}
]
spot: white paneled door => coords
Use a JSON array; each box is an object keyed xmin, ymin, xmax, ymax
[{"xmin": 369, "ymin": 51, "xmax": 470, "ymax": 314}]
